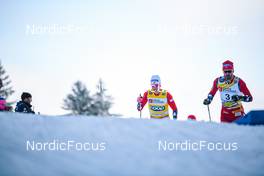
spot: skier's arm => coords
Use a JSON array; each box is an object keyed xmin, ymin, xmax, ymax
[
  {"xmin": 141, "ymin": 91, "xmax": 148, "ymax": 107},
  {"xmin": 167, "ymin": 92, "xmax": 177, "ymax": 111},
  {"xmin": 137, "ymin": 91, "xmax": 148, "ymax": 111},
  {"xmin": 167, "ymin": 92, "xmax": 178, "ymax": 119},
  {"xmin": 204, "ymin": 78, "xmax": 218, "ymax": 105},
  {"xmin": 208, "ymin": 78, "xmax": 218, "ymax": 97},
  {"xmin": 238, "ymin": 79, "xmax": 253, "ymax": 102}
]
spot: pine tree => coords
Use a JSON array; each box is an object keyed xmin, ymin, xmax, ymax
[
  {"xmin": 0, "ymin": 60, "xmax": 15, "ymax": 99},
  {"xmin": 63, "ymin": 81, "xmax": 93, "ymax": 115},
  {"xmin": 92, "ymin": 78, "xmax": 113, "ymax": 116}
]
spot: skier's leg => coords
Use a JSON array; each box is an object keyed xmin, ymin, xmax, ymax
[
  {"xmin": 231, "ymin": 106, "xmax": 245, "ymax": 121},
  {"xmin": 221, "ymin": 107, "xmax": 233, "ymax": 123},
  {"xmin": 220, "ymin": 107, "xmax": 227, "ymax": 122},
  {"xmin": 222, "ymin": 106, "xmax": 245, "ymax": 123}
]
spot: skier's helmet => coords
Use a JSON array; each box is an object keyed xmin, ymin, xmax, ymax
[
  {"xmin": 150, "ymin": 75, "xmax": 161, "ymax": 90},
  {"xmin": 222, "ymin": 60, "xmax": 234, "ymax": 71},
  {"xmin": 222, "ymin": 60, "xmax": 234, "ymax": 80}
]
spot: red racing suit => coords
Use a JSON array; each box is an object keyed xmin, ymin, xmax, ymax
[{"xmin": 208, "ymin": 76, "xmax": 253, "ymax": 122}]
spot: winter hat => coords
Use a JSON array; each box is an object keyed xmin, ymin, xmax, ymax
[
  {"xmin": 150, "ymin": 75, "xmax": 161, "ymax": 84},
  {"xmin": 222, "ymin": 60, "xmax": 234, "ymax": 71},
  {"xmin": 21, "ymin": 92, "xmax": 32, "ymax": 100}
]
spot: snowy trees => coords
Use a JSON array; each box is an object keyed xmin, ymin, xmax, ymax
[
  {"xmin": 63, "ymin": 81, "xmax": 93, "ymax": 115},
  {"xmin": 92, "ymin": 78, "xmax": 113, "ymax": 116},
  {"xmin": 63, "ymin": 79, "xmax": 113, "ymax": 116},
  {"xmin": 0, "ymin": 60, "xmax": 14, "ymax": 99}
]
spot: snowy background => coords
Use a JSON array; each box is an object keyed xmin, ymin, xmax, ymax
[
  {"xmin": 1, "ymin": 1, "xmax": 264, "ymax": 175},
  {"xmin": 0, "ymin": 0, "xmax": 264, "ymax": 121},
  {"xmin": 0, "ymin": 112, "xmax": 264, "ymax": 176}
]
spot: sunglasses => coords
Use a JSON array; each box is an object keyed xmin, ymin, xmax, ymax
[
  {"xmin": 151, "ymin": 80, "xmax": 160, "ymax": 85},
  {"xmin": 224, "ymin": 70, "xmax": 232, "ymax": 73}
]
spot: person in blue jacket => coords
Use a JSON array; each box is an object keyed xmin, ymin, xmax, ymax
[{"xmin": 15, "ymin": 92, "xmax": 35, "ymax": 114}]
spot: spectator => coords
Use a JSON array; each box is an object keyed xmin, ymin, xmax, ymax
[
  {"xmin": 0, "ymin": 79, "xmax": 12, "ymax": 111},
  {"xmin": 15, "ymin": 92, "xmax": 35, "ymax": 114}
]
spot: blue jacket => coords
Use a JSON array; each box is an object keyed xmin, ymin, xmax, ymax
[{"xmin": 15, "ymin": 101, "xmax": 35, "ymax": 114}]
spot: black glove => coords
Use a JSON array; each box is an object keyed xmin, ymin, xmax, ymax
[
  {"xmin": 242, "ymin": 95, "xmax": 253, "ymax": 102},
  {"xmin": 137, "ymin": 103, "xmax": 142, "ymax": 111},
  {"xmin": 203, "ymin": 94, "xmax": 213, "ymax": 105},
  {"xmin": 172, "ymin": 110, "xmax": 177, "ymax": 119},
  {"xmin": 203, "ymin": 98, "xmax": 211, "ymax": 105},
  {"xmin": 231, "ymin": 95, "xmax": 243, "ymax": 102}
]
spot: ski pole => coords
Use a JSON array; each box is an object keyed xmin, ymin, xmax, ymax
[
  {"xmin": 207, "ymin": 104, "xmax": 212, "ymax": 122},
  {"xmin": 139, "ymin": 93, "xmax": 142, "ymax": 119}
]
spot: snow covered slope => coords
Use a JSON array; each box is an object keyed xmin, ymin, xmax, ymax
[{"xmin": 0, "ymin": 112, "xmax": 264, "ymax": 176}]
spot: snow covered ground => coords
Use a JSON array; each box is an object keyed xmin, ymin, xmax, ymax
[{"xmin": 0, "ymin": 112, "xmax": 264, "ymax": 176}]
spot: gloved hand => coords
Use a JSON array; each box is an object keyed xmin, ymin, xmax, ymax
[
  {"xmin": 172, "ymin": 110, "xmax": 177, "ymax": 119},
  {"xmin": 137, "ymin": 94, "xmax": 143, "ymax": 111},
  {"xmin": 203, "ymin": 94, "xmax": 213, "ymax": 105},
  {"xmin": 137, "ymin": 103, "xmax": 142, "ymax": 111},
  {"xmin": 242, "ymin": 95, "xmax": 253, "ymax": 102},
  {"xmin": 137, "ymin": 96, "xmax": 143, "ymax": 103},
  {"xmin": 203, "ymin": 98, "xmax": 211, "ymax": 105},
  {"xmin": 231, "ymin": 95, "xmax": 243, "ymax": 102}
]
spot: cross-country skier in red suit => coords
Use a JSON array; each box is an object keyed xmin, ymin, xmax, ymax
[
  {"xmin": 137, "ymin": 75, "xmax": 178, "ymax": 119},
  {"xmin": 203, "ymin": 60, "xmax": 253, "ymax": 122}
]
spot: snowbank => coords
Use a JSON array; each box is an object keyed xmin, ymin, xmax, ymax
[{"xmin": 0, "ymin": 112, "xmax": 263, "ymax": 176}]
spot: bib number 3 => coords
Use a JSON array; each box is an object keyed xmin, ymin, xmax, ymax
[{"xmin": 225, "ymin": 94, "xmax": 231, "ymax": 100}]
